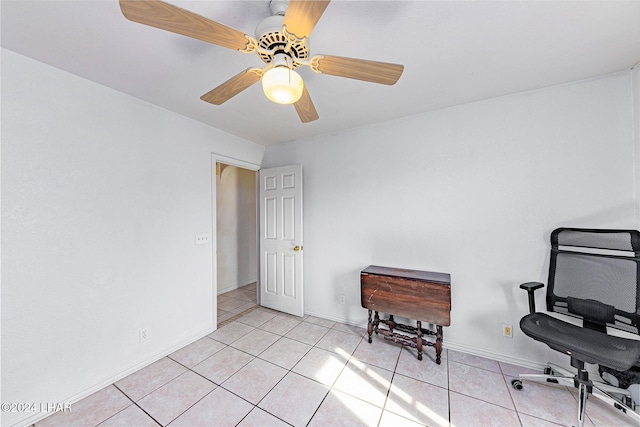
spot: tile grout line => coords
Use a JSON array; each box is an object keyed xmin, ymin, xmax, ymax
[
  {"xmin": 372, "ymin": 345, "xmax": 403, "ymax": 427},
  {"xmin": 218, "ymin": 304, "xmax": 260, "ymax": 328},
  {"xmin": 225, "ymin": 316, "xmax": 334, "ymax": 426},
  {"xmin": 44, "ymin": 283, "xmax": 621, "ymax": 427},
  {"xmin": 499, "ymin": 363, "xmax": 526, "ymax": 427},
  {"xmin": 212, "ymin": 313, "xmax": 332, "ymax": 425},
  {"xmin": 169, "ymin": 333, "xmax": 292, "ymax": 426},
  {"xmin": 300, "ymin": 326, "xmax": 363, "ymax": 427},
  {"xmin": 445, "ymin": 351, "xmax": 452, "ymax": 427},
  {"xmin": 111, "ymin": 383, "xmax": 163, "ymax": 427}
]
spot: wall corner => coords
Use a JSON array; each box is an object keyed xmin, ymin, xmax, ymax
[{"xmin": 632, "ymin": 63, "xmax": 640, "ymax": 229}]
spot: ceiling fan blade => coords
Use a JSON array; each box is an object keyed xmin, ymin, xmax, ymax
[
  {"xmin": 200, "ymin": 68, "xmax": 263, "ymax": 105},
  {"xmin": 294, "ymin": 85, "xmax": 319, "ymax": 123},
  {"xmin": 282, "ymin": 0, "xmax": 331, "ymax": 39},
  {"xmin": 312, "ymin": 55, "xmax": 404, "ymax": 85},
  {"xmin": 119, "ymin": 0, "xmax": 251, "ymax": 51}
]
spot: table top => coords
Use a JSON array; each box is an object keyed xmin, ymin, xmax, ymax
[{"xmin": 361, "ymin": 265, "xmax": 450, "ymax": 285}]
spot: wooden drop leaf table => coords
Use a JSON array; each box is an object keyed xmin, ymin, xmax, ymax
[{"xmin": 360, "ymin": 265, "xmax": 451, "ymax": 364}]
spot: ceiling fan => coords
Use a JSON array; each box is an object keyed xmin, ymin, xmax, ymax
[{"xmin": 119, "ymin": 0, "xmax": 404, "ymax": 123}]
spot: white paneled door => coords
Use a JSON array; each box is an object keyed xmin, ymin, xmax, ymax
[{"xmin": 259, "ymin": 165, "xmax": 303, "ymax": 316}]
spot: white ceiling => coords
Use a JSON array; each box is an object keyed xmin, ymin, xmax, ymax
[{"xmin": 3, "ymin": 1, "xmax": 640, "ymax": 146}]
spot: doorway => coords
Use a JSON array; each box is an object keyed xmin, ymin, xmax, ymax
[{"xmin": 215, "ymin": 160, "xmax": 259, "ymax": 326}]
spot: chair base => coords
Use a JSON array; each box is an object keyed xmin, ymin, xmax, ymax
[{"xmin": 512, "ymin": 363, "xmax": 640, "ymax": 427}]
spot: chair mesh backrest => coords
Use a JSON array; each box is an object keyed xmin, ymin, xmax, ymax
[{"xmin": 547, "ymin": 228, "xmax": 640, "ymax": 334}]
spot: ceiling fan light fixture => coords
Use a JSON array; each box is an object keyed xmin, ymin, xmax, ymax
[
  {"xmin": 262, "ymin": 65, "xmax": 304, "ymax": 105},
  {"xmin": 120, "ymin": 0, "xmax": 403, "ymax": 123}
]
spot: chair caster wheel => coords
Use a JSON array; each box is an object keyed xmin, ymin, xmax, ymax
[
  {"xmin": 543, "ymin": 367, "xmax": 558, "ymax": 383},
  {"xmin": 624, "ymin": 396, "xmax": 635, "ymax": 410},
  {"xmin": 511, "ymin": 379, "xmax": 523, "ymax": 390}
]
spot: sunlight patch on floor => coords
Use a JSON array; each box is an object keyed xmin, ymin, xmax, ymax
[{"xmin": 414, "ymin": 401, "xmax": 449, "ymax": 427}]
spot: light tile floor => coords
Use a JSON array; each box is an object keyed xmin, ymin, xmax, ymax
[{"xmin": 34, "ymin": 284, "xmax": 636, "ymax": 427}]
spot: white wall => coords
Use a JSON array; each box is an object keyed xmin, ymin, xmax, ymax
[
  {"xmin": 216, "ymin": 164, "xmax": 257, "ymax": 294},
  {"xmin": 1, "ymin": 49, "xmax": 264, "ymax": 427},
  {"xmin": 633, "ymin": 63, "xmax": 640, "ymax": 230},
  {"xmin": 262, "ymin": 71, "xmax": 638, "ymax": 367}
]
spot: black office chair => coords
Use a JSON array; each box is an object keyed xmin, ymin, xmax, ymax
[{"xmin": 512, "ymin": 227, "xmax": 640, "ymax": 427}]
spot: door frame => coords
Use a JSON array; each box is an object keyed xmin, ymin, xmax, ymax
[{"xmin": 211, "ymin": 153, "xmax": 260, "ymax": 328}]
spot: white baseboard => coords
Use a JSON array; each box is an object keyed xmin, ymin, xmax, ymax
[
  {"xmin": 217, "ymin": 285, "xmax": 236, "ymax": 295},
  {"xmin": 10, "ymin": 325, "xmax": 217, "ymax": 427},
  {"xmin": 13, "ymin": 311, "xmax": 544, "ymax": 427},
  {"xmin": 303, "ymin": 309, "xmax": 546, "ymax": 372},
  {"xmin": 217, "ymin": 279, "xmax": 256, "ymax": 295},
  {"xmin": 442, "ymin": 340, "xmax": 546, "ymax": 371}
]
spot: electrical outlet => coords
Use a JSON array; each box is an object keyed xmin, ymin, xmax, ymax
[
  {"xmin": 195, "ymin": 232, "xmax": 210, "ymax": 245},
  {"xmin": 139, "ymin": 329, "xmax": 149, "ymax": 343},
  {"xmin": 339, "ymin": 294, "xmax": 346, "ymax": 305},
  {"xmin": 503, "ymin": 324, "xmax": 513, "ymax": 338}
]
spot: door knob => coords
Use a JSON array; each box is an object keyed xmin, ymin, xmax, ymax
[{"xmin": 293, "ymin": 245, "xmax": 303, "ymax": 252}]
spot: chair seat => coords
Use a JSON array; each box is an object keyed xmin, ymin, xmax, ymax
[{"xmin": 520, "ymin": 313, "xmax": 640, "ymax": 371}]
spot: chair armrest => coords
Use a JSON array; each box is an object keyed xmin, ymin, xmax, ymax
[{"xmin": 519, "ymin": 282, "xmax": 545, "ymax": 314}]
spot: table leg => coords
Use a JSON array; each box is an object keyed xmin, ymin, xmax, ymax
[
  {"xmin": 416, "ymin": 320, "xmax": 423, "ymax": 361},
  {"xmin": 367, "ymin": 310, "xmax": 373, "ymax": 343},
  {"xmin": 388, "ymin": 314, "xmax": 396, "ymax": 332},
  {"xmin": 435, "ymin": 325, "xmax": 443, "ymax": 365}
]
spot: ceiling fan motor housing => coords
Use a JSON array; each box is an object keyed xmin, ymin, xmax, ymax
[
  {"xmin": 119, "ymin": 0, "xmax": 404, "ymax": 124},
  {"xmin": 255, "ymin": 4, "xmax": 308, "ymax": 67},
  {"xmin": 269, "ymin": 0, "xmax": 288, "ymax": 16}
]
